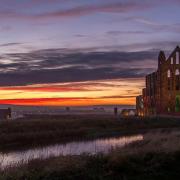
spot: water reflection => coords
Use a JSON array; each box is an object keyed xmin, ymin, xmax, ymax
[{"xmin": 0, "ymin": 135, "xmax": 143, "ymax": 168}]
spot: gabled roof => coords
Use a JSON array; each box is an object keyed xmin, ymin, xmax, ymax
[{"xmin": 167, "ymin": 46, "xmax": 180, "ymax": 60}]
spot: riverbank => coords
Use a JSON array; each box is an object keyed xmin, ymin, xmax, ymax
[
  {"xmin": 1, "ymin": 130, "xmax": 180, "ymax": 180},
  {"xmin": 0, "ymin": 114, "xmax": 180, "ymax": 151}
]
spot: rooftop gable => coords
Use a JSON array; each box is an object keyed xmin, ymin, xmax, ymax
[{"xmin": 167, "ymin": 45, "xmax": 180, "ymax": 61}]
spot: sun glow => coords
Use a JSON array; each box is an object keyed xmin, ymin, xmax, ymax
[{"xmin": 0, "ymin": 78, "xmax": 144, "ymax": 106}]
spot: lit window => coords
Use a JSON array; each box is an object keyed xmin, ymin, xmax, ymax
[
  {"xmin": 176, "ymin": 52, "xmax": 179, "ymax": 64},
  {"xmin": 171, "ymin": 57, "xmax": 173, "ymax": 64},
  {"xmin": 167, "ymin": 69, "xmax": 171, "ymax": 78},
  {"xmin": 175, "ymin": 69, "xmax": 180, "ymax": 75}
]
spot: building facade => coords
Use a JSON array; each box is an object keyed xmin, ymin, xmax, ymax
[
  {"xmin": 136, "ymin": 46, "xmax": 180, "ymax": 116},
  {"xmin": 136, "ymin": 95, "xmax": 144, "ymax": 116},
  {"xmin": 0, "ymin": 108, "xmax": 11, "ymax": 120},
  {"xmin": 121, "ymin": 109, "xmax": 136, "ymax": 117}
]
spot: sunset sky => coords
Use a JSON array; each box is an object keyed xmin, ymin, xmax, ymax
[{"xmin": 0, "ymin": 0, "xmax": 179, "ymax": 106}]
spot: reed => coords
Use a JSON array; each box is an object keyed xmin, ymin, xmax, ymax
[
  {"xmin": 0, "ymin": 114, "xmax": 180, "ymax": 151},
  {"xmin": 1, "ymin": 129, "xmax": 180, "ymax": 180}
]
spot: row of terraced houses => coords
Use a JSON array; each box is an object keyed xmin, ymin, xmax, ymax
[{"xmin": 136, "ymin": 46, "xmax": 180, "ymax": 116}]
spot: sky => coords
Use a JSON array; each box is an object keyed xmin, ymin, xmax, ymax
[{"xmin": 0, "ymin": 0, "xmax": 179, "ymax": 106}]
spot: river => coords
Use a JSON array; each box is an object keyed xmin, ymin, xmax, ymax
[{"xmin": 0, "ymin": 134, "xmax": 143, "ymax": 169}]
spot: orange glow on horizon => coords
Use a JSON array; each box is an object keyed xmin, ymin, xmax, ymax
[
  {"xmin": 0, "ymin": 78, "xmax": 144, "ymax": 106},
  {"xmin": 0, "ymin": 97, "xmax": 136, "ymax": 106}
]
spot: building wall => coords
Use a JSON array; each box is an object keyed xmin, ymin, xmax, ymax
[
  {"xmin": 159, "ymin": 46, "xmax": 180, "ymax": 114},
  {"xmin": 137, "ymin": 46, "xmax": 180, "ymax": 116},
  {"xmin": 136, "ymin": 95, "xmax": 144, "ymax": 116}
]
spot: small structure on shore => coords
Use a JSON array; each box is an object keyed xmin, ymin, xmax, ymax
[
  {"xmin": 114, "ymin": 107, "xmax": 118, "ymax": 116},
  {"xmin": 0, "ymin": 108, "xmax": 11, "ymax": 120},
  {"xmin": 65, "ymin": 107, "xmax": 70, "ymax": 112},
  {"xmin": 121, "ymin": 109, "xmax": 136, "ymax": 117}
]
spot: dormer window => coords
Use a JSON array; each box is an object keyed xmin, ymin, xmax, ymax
[
  {"xmin": 176, "ymin": 52, "xmax": 179, "ymax": 64},
  {"xmin": 171, "ymin": 57, "xmax": 173, "ymax": 64},
  {"xmin": 167, "ymin": 69, "xmax": 171, "ymax": 78}
]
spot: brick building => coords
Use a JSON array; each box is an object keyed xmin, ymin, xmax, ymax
[
  {"xmin": 136, "ymin": 46, "xmax": 180, "ymax": 116},
  {"xmin": 136, "ymin": 95, "xmax": 144, "ymax": 116}
]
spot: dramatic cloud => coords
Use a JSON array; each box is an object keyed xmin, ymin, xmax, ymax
[
  {"xmin": 0, "ymin": 2, "xmax": 151, "ymax": 21},
  {"xmin": 35, "ymin": 2, "xmax": 150, "ymax": 19},
  {"xmin": 0, "ymin": 40, "xmax": 178, "ymax": 87},
  {"xmin": 0, "ymin": 0, "xmax": 178, "ymax": 106},
  {"xmin": 0, "ymin": 43, "xmax": 23, "ymax": 47},
  {"xmin": 0, "ymin": 48, "xmax": 158, "ymax": 86},
  {"xmin": 0, "ymin": 66, "xmax": 154, "ymax": 86}
]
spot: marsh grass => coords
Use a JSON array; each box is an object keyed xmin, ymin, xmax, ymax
[
  {"xmin": 0, "ymin": 114, "xmax": 180, "ymax": 151},
  {"xmin": 1, "ymin": 130, "xmax": 180, "ymax": 179}
]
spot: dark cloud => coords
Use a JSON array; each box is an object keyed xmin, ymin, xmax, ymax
[
  {"xmin": 0, "ymin": 43, "xmax": 22, "ymax": 47},
  {"xmin": 0, "ymin": 48, "xmax": 158, "ymax": 86},
  {"xmin": 24, "ymin": 40, "xmax": 178, "ymax": 52},
  {"xmin": 0, "ymin": 66, "xmax": 154, "ymax": 86},
  {"xmin": 0, "ymin": 41, "xmax": 179, "ymax": 86}
]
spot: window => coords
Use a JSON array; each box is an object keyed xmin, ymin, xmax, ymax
[
  {"xmin": 168, "ymin": 79, "xmax": 171, "ymax": 90},
  {"xmin": 175, "ymin": 69, "xmax": 180, "ymax": 75},
  {"xmin": 171, "ymin": 57, "xmax": 173, "ymax": 64},
  {"xmin": 176, "ymin": 69, "xmax": 180, "ymax": 90},
  {"xmin": 167, "ymin": 69, "xmax": 171, "ymax": 78},
  {"xmin": 176, "ymin": 52, "xmax": 179, "ymax": 64},
  {"xmin": 176, "ymin": 77, "xmax": 180, "ymax": 90},
  {"xmin": 176, "ymin": 83, "xmax": 179, "ymax": 91},
  {"xmin": 168, "ymin": 107, "xmax": 171, "ymax": 112}
]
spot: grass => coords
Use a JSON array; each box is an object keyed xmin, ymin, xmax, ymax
[
  {"xmin": 0, "ymin": 114, "xmax": 180, "ymax": 151},
  {"xmin": 1, "ymin": 130, "xmax": 180, "ymax": 180}
]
